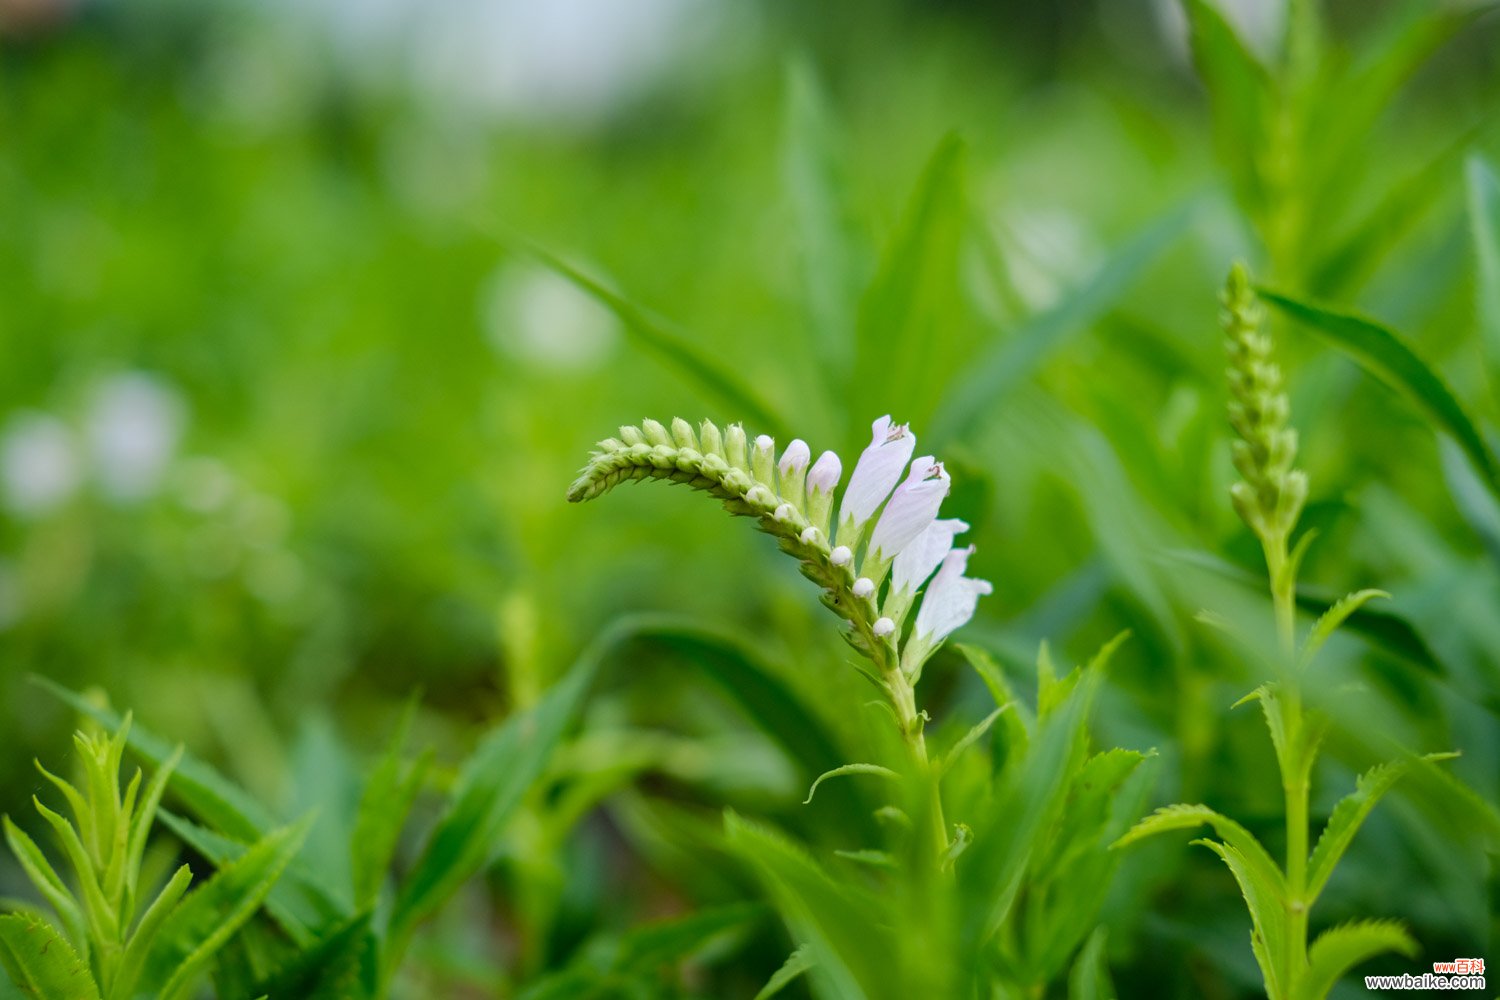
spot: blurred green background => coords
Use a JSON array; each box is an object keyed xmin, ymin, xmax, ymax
[{"xmin": 2, "ymin": 0, "xmax": 1498, "ymax": 996}]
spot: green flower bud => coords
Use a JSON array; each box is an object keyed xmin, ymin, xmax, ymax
[
  {"xmin": 620, "ymin": 425, "xmax": 646, "ymax": 447},
  {"xmin": 698, "ymin": 420, "xmax": 724, "ymax": 459},
  {"xmin": 671, "ymin": 417, "xmax": 698, "ymax": 451},
  {"xmin": 725, "ymin": 423, "xmax": 748, "ymax": 472},
  {"xmin": 642, "ymin": 419, "xmax": 672, "ymax": 448}
]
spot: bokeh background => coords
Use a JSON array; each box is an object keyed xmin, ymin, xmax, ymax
[{"xmin": 2, "ymin": 0, "xmax": 1498, "ymax": 996}]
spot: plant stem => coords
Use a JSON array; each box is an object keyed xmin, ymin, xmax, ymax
[
  {"xmin": 883, "ymin": 656, "xmax": 949, "ymax": 860},
  {"xmin": 1264, "ymin": 535, "xmax": 1309, "ymax": 996}
]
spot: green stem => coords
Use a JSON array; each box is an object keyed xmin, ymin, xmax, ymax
[
  {"xmin": 1264, "ymin": 535, "xmax": 1309, "ymax": 996},
  {"xmin": 882, "ymin": 656, "xmax": 948, "ymax": 861}
]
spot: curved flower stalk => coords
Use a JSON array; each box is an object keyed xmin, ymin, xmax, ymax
[{"xmin": 567, "ymin": 415, "xmax": 991, "ymax": 850}]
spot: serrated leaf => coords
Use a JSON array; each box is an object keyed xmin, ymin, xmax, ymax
[
  {"xmin": 1, "ymin": 819, "xmax": 85, "ymax": 957},
  {"xmin": 1195, "ymin": 840, "xmax": 1287, "ymax": 1000},
  {"xmin": 0, "ymin": 914, "xmax": 99, "ymax": 1000},
  {"xmin": 31, "ymin": 679, "xmax": 274, "ymax": 845},
  {"xmin": 1305, "ymin": 754, "xmax": 1454, "ymax": 902},
  {"xmin": 1298, "ymin": 920, "xmax": 1416, "ymax": 1000},
  {"xmin": 141, "ymin": 818, "xmax": 311, "ymax": 1000},
  {"xmin": 1234, "ymin": 685, "xmax": 1289, "ymax": 776},
  {"xmin": 803, "ymin": 764, "xmax": 898, "ymax": 805},
  {"xmin": 156, "ymin": 811, "xmax": 340, "ymax": 947},
  {"xmin": 1257, "ymin": 289, "xmax": 1500, "ymax": 501},
  {"xmin": 931, "ymin": 207, "xmax": 1189, "ymax": 443},
  {"xmin": 1300, "ymin": 589, "xmax": 1390, "ymax": 668},
  {"xmin": 754, "ymin": 944, "xmax": 814, "ymax": 1000},
  {"xmin": 388, "ymin": 630, "xmax": 600, "ymax": 951}
]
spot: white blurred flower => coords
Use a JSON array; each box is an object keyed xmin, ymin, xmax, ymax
[
  {"xmin": 86, "ymin": 372, "xmax": 185, "ymax": 503},
  {"xmin": 1, "ymin": 412, "xmax": 80, "ymax": 518},
  {"xmin": 483, "ymin": 262, "xmax": 617, "ymax": 371}
]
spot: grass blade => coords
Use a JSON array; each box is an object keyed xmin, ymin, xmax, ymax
[{"xmin": 931, "ymin": 206, "xmax": 1189, "ymax": 443}]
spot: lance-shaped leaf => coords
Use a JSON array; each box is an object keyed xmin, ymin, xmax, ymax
[
  {"xmin": 388, "ymin": 631, "xmax": 600, "ymax": 951},
  {"xmin": 1305, "ymin": 754, "xmax": 1455, "ymax": 903},
  {"xmin": 1257, "ymin": 289, "xmax": 1500, "ymax": 501},
  {"xmin": 1298, "ymin": 920, "xmax": 1416, "ymax": 1000},
  {"xmin": 725, "ymin": 812, "xmax": 902, "ymax": 1000},
  {"xmin": 754, "ymin": 944, "xmax": 814, "ymax": 1000},
  {"xmin": 0, "ymin": 914, "xmax": 99, "ymax": 1000},
  {"xmin": 1114, "ymin": 804, "xmax": 1286, "ymax": 904},
  {"xmin": 350, "ymin": 699, "xmax": 430, "ymax": 911},
  {"xmin": 1, "ymin": 818, "xmax": 86, "ymax": 956},
  {"xmin": 1300, "ymin": 589, "xmax": 1389, "ymax": 668},
  {"xmin": 1195, "ymin": 839, "xmax": 1288, "ymax": 1000},
  {"xmin": 140, "ymin": 818, "xmax": 311, "ymax": 1000}
]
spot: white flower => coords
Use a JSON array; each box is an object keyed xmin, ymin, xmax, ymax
[
  {"xmin": 867, "ymin": 457, "xmax": 949, "ymax": 563},
  {"xmin": 773, "ymin": 503, "xmax": 795, "ymax": 522},
  {"xmin": 914, "ymin": 546, "xmax": 992, "ymax": 643},
  {"xmin": 830, "ymin": 545, "xmax": 852, "ymax": 566},
  {"xmin": 837, "ymin": 415, "xmax": 914, "ymax": 538},
  {"xmin": 799, "ymin": 526, "xmax": 820, "ymax": 545},
  {"xmin": 807, "ymin": 450, "xmax": 841, "ymax": 493},
  {"xmin": 852, "ymin": 577, "xmax": 875, "ymax": 598},
  {"xmin": 86, "ymin": 372, "xmax": 185, "ymax": 503},
  {"xmin": 892, "ymin": 518, "xmax": 969, "ymax": 595},
  {"xmin": 1, "ymin": 412, "xmax": 81, "ymax": 518},
  {"xmin": 872, "ymin": 617, "xmax": 896, "ymax": 637}
]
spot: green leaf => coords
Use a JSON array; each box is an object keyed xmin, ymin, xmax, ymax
[
  {"xmin": 802, "ymin": 764, "xmax": 898, "ymax": 805},
  {"xmin": 0, "ymin": 914, "xmax": 99, "ymax": 1000},
  {"xmin": 112, "ymin": 864, "xmax": 193, "ymax": 1000},
  {"xmin": 156, "ymin": 811, "xmax": 341, "ymax": 947},
  {"xmin": 724, "ymin": 812, "xmax": 900, "ymax": 1000},
  {"xmin": 1180, "ymin": 0, "xmax": 1271, "ymax": 216},
  {"xmin": 1114, "ymin": 805, "xmax": 1283, "ymax": 886},
  {"xmin": 1468, "ymin": 155, "xmax": 1500, "ymax": 370},
  {"xmin": 1067, "ymin": 927, "xmax": 1115, "ymax": 1000},
  {"xmin": 1257, "ymin": 289, "xmax": 1500, "ymax": 500},
  {"xmin": 1306, "ymin": 754, "xmax": 1454, "ymax": 903},
  {"xmin": 1300, "ymin": 589, "xmax": 1390, "ymax": 667},
  {"xmin": 388, "ymin": 630, "xmax": 600, "ymax": 951},
  {"xmin": 141, "ymin": 818, "xmax": 311, "ymax": 1000},
  {"xmin": 754, "ymin": 944, "xmax": 814, "ymax": 1000},
  {"xmin": 350, "ymin": 699, "xmax": 430, "ymax": 910},
  {"xmin": 1, "ymin": 819, "xmax": 85, "ymax": 957},
  {"xmin": 937, "ymin": 705, "xmax": 1009, "ymax": 775},
  {"xmin": 1233, "ymin": 685, "xmax": 1288, "ymax": 776},
  {"xmin": 851, "ymin": 133, "xmax": 969, "ymax": 435},
  {"xmin": 250, "ymin": 913, "xmax": 375, "ymax": 1000},
  {"xmin": 31, "ymin": 679, "xmax": 275, "ymax": 844},
  {"xmin": 1298, "ymin": 920, "xmax": 1416, "ymax": 1000},
  {"xmin": 1196, "ymin": 839, "xmax": 1288, "ymax": 1000},
  {"xmin": 519, "ymin": 240, "xmax": 786, "ymax": 438},
  {"xmin": 931, "ymin": 207, "xmax": 1189, "ymax": 443},
  {"xmin": 783, "ymin": 60, "xmax": 860, "ymax": 382}
]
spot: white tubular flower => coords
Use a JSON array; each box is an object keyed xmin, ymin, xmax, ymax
[
  {"xmin": 805, "ymin": 450, "xmax": 842, "ymax": 535},
  {"xmin": 752, "ymin": 434, "xmax": 776, "ymax": 486},
  {"xmin": 836, "ymin": 415, "xmax": 914, "ymax": 545},
  {"xmin": 913, "ymin": 546, "xmax": 992, "ymax": 645},
  {"xmin": 866, "ymin": 457, "xmax": 950, "ymax": 569},
  {"xmin": 777, "ymin": 438, "xmax": 811, "ymax": 509},
  {"xmin": 892, "ymin": 518, "xmax": 970, "ymax": 596}
]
